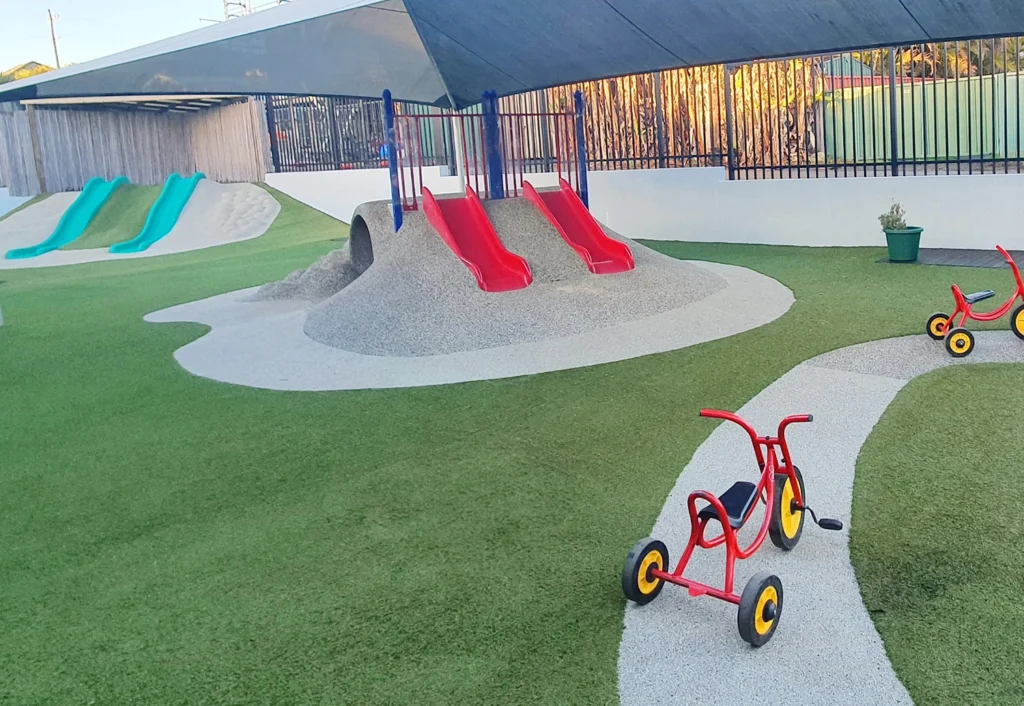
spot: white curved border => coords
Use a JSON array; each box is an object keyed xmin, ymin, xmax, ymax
[
  {"xmin": 619, "ymin": 331, "xmax": 1024, "ymax": 706},
  {"xmin": 143, "ymin": 261, "xmax": 793, "ymax": 390}
]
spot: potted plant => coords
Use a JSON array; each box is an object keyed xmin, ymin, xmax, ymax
[{"xmin": 879, "ymin": 202, "xmax": 923, "ymax": 262}]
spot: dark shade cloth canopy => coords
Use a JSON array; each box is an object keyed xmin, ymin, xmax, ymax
[{"xmin": 2, "ymin": 0, "xmax": 1023, "ymax": 109}]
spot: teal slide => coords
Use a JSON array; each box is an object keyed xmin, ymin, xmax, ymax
[
  {"xmin": 110, "ymin": 172, "xmax": 205, "ymax": 254},
  {"xmin": 5, "ymin": 176, "xmax": 129, "ymax": 260}
]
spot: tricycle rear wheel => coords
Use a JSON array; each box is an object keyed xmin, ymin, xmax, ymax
[
  {"xmin": 738, "ymin": 572, "xmax": 783, "ymax": 647},
  {"xmin": 622, "ymin": 538, "xmax": 668, "ymax": 605},
  {"xmin": 769, "ymin": 466, "xmax": 805, "ymax": 550},
  {"xmin": 926, "ymin": 312, "xmax": 950, "ymax": 340}
]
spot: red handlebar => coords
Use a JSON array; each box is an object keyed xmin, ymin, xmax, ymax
[{"xmin": 700, "ymin": 409, "xmax": 812, "ymax": 468}]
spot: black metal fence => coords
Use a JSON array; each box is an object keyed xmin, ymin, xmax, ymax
[
  {"xmin": 265, "ymin": 95, "xmax": 454, "ymax": 172},
  {"xmin": 266, "ymin": 36, "xmax": 1024, "ymax": 179}
]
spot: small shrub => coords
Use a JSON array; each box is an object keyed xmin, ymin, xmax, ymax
[{"xmin": 879, "ymin": 202, "xmax": 907, "ymax": 231}]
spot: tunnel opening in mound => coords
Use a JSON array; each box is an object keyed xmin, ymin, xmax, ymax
[{"xmin": 349, "ymin": 215, "xmax": 374, "ymax": 274}]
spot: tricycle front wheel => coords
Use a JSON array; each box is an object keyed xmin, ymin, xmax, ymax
[
  {"xmin": 738, "ymin": 572, "xmax": 783, "ymax": 647},
  {"xmin": 945, "ymin": 327, "xmax": 975, "ymax": 357},
  {"xmin": 622, "ymin": 538, "xmax": 668, "ymax": 605},
  {"xmin": 1011, "ymin": 304, "xmax": 1024, "ymax": 341},
  {"xmin": 769, "ymin": 466, "xmax": 806, "ymax": 551}
]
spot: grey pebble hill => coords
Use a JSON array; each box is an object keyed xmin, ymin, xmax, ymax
[{"xmin": 257, "ymin": 196, "xmax": 727, "ymax": 356}]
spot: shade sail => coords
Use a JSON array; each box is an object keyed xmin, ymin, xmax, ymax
[{"xmin": 2, "ymin": 0, "xmax": 1023, "ymax": 109}]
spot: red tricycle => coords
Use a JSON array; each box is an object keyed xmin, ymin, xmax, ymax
[
  {"xmin": 926, "ymin": 245, "xmax": 1024, "ymax": 357},
  {"xmin": 622, "ymin": 409, "xmax": 842, "ymax": 647}
]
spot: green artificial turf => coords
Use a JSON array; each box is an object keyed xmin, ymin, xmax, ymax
[
  {"xmin": 1, "ymin": 209, "xmax": 1022, "ymax": 704},
  {"xmin": 62, "ymin": 184, "xmax": 162, "ymax": 250},
  {"xmin": 0, "ymin": 193, "xmax": 49, "ymax": 223},
  {"xmin": 852, "ymin": 365, "xmax": 1024, "ymax": 706}
]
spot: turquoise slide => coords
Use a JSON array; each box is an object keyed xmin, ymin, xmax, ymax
[
  {"xmin": 5, "ymin": 176, "xmax": 129, "ymax": 259},
  {"xmin": 110, "ymin": 172, "xmax": 205, "ymax": 254}
]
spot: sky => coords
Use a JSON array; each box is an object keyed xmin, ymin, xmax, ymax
[{"xmin": 0, "ymin": 1, "xmax": 236, "ymax": 71}]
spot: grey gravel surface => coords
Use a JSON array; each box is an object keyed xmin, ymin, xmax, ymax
[
  {"xmin": 303, "ymin": 198, "xmax": 726, "ymax": 356},
  {"xmin": 252, "ymin": 244, "xmax": 364, "ymax": 301},
  {"xmin": 619, "ymin": 331, "xmax": 1024, "ymax": 706},
  {"xmin": 143, "ymin": 260, "xmax": 792, "ymax": 390}
]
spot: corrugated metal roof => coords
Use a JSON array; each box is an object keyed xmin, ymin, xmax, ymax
[{"xmin": 1, "ymin": 0, "xmax": 1022, "ymax": 109}]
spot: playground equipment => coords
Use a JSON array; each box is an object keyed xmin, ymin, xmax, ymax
[
  {"xmin": 5, "ymin": 176, "xmax": 128, "ymax": 259},
  {"xmin": 622, "ymin": 409, "xmax": 843, "ymax": 647},
  {"xmin": 926, "ymin": 245, "xmax": 1024, "ymax": 357},
  {"xmin": 110, "ymin": 173, "xmax": 205, "ymax": 254},
  {"xmin": 523, "ymin": 178, "xmax": 634, "ymax": 274},
  {"xmin": 383, "ymin": 89, "xmax": 588, "ymax": 229},
  {"xmin": 422, "ymin": 185, "xmax": 532, "ymax": 292},
  {"xmin": 384, "ymin": 88, "xmax": 634, "ymax": 284}
]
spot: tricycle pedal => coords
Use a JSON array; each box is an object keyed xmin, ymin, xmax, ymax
[{"xmin": 792, "ymin": 503, "xmax": 844, "ymax": 531}]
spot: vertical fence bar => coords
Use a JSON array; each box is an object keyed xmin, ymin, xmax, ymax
[
  {"xmin": 265, "ymin": 95, "xmax": 281, "ymax": 172},
  {"xmin": 955, "ymin": 41, "xmax": 963, "ymax": 174},
  {"xmin": 383, "ymin": 90, "xmax": 402, "ymax": 231},
  {"xmin": 1004, "ymin": 39, "xmax": 1009, "ymax": 174},
  {"xmin": 967, "ymin": 40, "xmax": 974, "ymax": 174},
  {"xmin": 414, "ymin": 118, "xmax": 424, "ymax": 210},
  {"xmin": 991, "ymin": 37, "xmax": 998, "ymax": 173},
  {"xmin": 888, "ymin": 49, "xmax": 900, "ymax": 175},
  {"xmin": 724, "ymin": 64, "xmax": 737, "ymax": 179},
  {"xmin": 1018, "ymin": 38, "xmax": 1022, "ymax": 173},
  {"xmin": 858, "ymin": 62, "xmax": 869, "ymax": 176},
  {"xmin": 654, "ymin": 72, "xmax": 667, "ymax": 168},
  {"xmin": 934, "ymin": 44, "xmax": 941, "ymax": 175},
  {"xmin": 838, "ymin": 55, "xmax": 849, "ymax": 177},
  {"xmin": 771, "ymin": 62, "xmax": 780, "ymax": 178},
  {"xmin": 910, "ymin": 49, "xmax": 918, "ymax": 175}
]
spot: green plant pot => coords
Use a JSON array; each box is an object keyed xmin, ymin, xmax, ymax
[{"xmin": 884, "ymin": 227, "xmax": 923, "ymax": 262}]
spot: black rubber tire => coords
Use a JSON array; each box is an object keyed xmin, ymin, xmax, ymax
[
  {"xmin": 1011, "ymin": 304, "xmax": 1024, "ymax": 341},
  {"xmin": 622, "ymin": 538, "xmax": 668, "ymax": 606},
  {"xmin": 737, "ymin": 572, "xmax": 784, "ymax": 647},
  {"xmin": 769, "ymin": 466, "xmax": 806, "ymax": 551},
  {"xmin": 926, "ymin": 312, "xmax": 950, "ymax": 341},
  {"xmin": 944, "ymin": 327, "xmax": 975, "ymax": 358}
]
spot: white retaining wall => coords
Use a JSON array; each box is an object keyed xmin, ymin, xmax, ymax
[
  {"xmin": 0, "ymin": 187, "xmax": 30, "ymax": 219},
  {"xmin": 266, "ymin": 166, "xmax": 1024, "ymax": 250}
]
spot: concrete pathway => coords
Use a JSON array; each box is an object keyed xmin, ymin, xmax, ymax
[
  {"xmin": 618, "ymin": 331, "xmax": 1024, "ymax": 706},
  {"xmin": 144, "ymin": 261, "xmax": 793, "ymax": 390}
]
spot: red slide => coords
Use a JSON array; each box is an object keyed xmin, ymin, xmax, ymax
[
  {"xmin": 422, "ymin": 185, "xmax": 532, "ymax": 292},
  {"xmin": 523, "ymin": 178, "xmax": 635, "ymax": 274}
]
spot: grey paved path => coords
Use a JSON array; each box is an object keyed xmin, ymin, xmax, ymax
[
  {"xmin": 619, "ymin": 331, "xmax": 1024, "ymax": 706},
  {"xmin": 144, "ymin": 261, "xmax": 792, "ymax": 390}
]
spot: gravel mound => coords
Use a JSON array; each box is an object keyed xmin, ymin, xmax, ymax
[
  {"xmin": 301, "ymin": 196, "xmax": 727, "ymax": 356},
  {"xmin": 253, "ymin": 244, "xmax": 364, "ymax": 301}
]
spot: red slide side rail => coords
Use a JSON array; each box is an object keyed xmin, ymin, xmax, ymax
[
  {"xmin": 522, "ymin": 178, "xmax": 634, "ymax": 275},
  {"xmin": 421, "ymin": 186, "xmax": 532, "ymax": 293}
]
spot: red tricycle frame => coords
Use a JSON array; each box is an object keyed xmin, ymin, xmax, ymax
[
  {"xmin": 648, "ymin": 410, "xmax": 811, "ymax": 605},
  {"xmin": 935, "ymin": 245, "xmax": 1024, "ymax": 334}
]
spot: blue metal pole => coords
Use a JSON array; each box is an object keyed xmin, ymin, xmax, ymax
[
  {"xmin": 383, "ymin": 89, "xmax": 403, "ymax": 231},
  {"xmin": 574, "ymin": 90, "xmax": 590, "ymax": 209},
  {"xmin": 482, "ymin": 90, "xmax": 504, "ymax": 199}
]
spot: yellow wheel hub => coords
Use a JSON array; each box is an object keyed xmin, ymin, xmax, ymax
[
  {"xmin": 754, "ymin": 586, "xmax": 778, "ymax": 635},
  {"xmin": 780, "ymin": 478, "xmax": 802, "ymax": 539},
  {"xmin": 636, "ymin": 550, "xmax": 663, "ymax": 595},
  {"xmin": 1014, "ymin": 309, "xmax": 1024, "ymax": 335},
  {"xmin": 929, "ymin": 316, "xmax": 948, "ymax": 338},
  {"xmin": 949, "ymin": 331, "xmax": 973, "ymax": 352}
]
